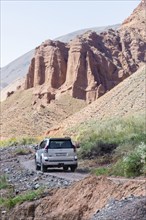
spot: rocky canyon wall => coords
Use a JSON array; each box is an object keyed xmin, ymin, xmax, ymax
[{"xmin": 25, "ymin": 0, "xmax": 146, "ymax": 105}]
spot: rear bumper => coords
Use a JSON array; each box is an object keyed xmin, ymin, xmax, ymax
[{"xmin": 42, "ymin": 159, "xmax": 78, "ymax": 167}]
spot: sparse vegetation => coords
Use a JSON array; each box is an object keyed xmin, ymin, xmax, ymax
[
  {"xmin": 89, "ymin": 143, "xmax": 146, "ymax": 178},
  {"xmin": 91, "ymin": 167, "xmax": 110, "ymax": 176},
  {"xmin": 0, "ymin": 175, "xmax": 9, "ymax": 190},
  {"xmin": 76, "ymin": 115, "xmax": 146, "ymax": 177},
  {"xmin": 109, "ymin": 142, "xmax": 146, "ymax": 177},
  {"xmin": 0, "ymin": 188, "xmax": 45, "ymax": 209},
  {"xmin": 14, "ymin": 148, "xmax": 32, "ymax": 155},
  {"xmin": 0, "ymin": 136, "xmax": 41, "ymax": 147},
  {"xmin": 77, "ymin": 115, "xmax": 145, "ymax": 157}
]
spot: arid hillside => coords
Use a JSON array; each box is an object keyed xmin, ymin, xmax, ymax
[
  {"xmin": 46, "ymin": 65, "xmax": 145, "ymax": 137},
  {"xmin": 1, "ymin": 91, "xmax": 86, "ymax": 138},
  {"xmin": 1, "ymin": 64, "xmax": 145, "ymax": 139},
  {"xmin": 1, "ymin": 1, "xmax": 145, "ymax": 139}
]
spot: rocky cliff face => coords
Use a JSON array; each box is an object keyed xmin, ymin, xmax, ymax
[
  {"xmin": 121, "ymin": 0, "xmax": 146, "ymax": 39},
  {"xmin": 25, "ymin": 0, "xmax": 146, "ymax": 105}
]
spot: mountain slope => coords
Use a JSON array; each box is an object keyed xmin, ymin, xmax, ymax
[
  {"xmin": 1, "ymin": 90, "xmax": 86, "ymax": 138},
  {"xmin": 55, "ymin": 24, "xmax": 120, "ymax": 42},
  {"xmin": 24, "ymin": 1, "xmax": 145, "ymax": 106},
  {"xmin": 1, "ymin": 50, "xmax": 34, "ymax": 90},
  {"xmin": 0, "ymin": 24, "xmax": 120, "ymax": 92},
  {"xmin": 46, "ymin": 65, "xmax": 146, "ymax": 137},
  {"xmin": 1, "ymin": 65, "xmax": 145, "ymax": 139}
]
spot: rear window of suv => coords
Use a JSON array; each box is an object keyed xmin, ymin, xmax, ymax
[{"xmin": 49, "ymin": 140, "xmax": 73, "ymax": 149}]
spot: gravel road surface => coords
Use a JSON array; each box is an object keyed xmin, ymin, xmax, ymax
[{"xmin": 20, "ymin": 158, "xmax": 89, "ymax": 182}]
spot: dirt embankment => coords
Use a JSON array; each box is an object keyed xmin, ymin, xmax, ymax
[{"xmin": 4, "ymin": 175, "xmax": 146, "ymax": 220}]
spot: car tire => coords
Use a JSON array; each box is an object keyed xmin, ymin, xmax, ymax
[
  {"xmin": 63, "ymin": 166, "xmax": 68, "ymax": 172},
  {"xmin": 35, "ymin": 163, "xmax": 41, "ymax": 170},
  {"xmin": 35, "ymin": 158, "xmax": 40, "ymax": 171},
  {"xmin": 35, "ymin": 163, "xmax": 41, "ymax": 171},
  {"xmin": 70, "ymin": 165, "xmax": 77, "ymax": 172},
  {"xmin": 41, "ymin": 161, "xmax": 47, "ymax": 172}
]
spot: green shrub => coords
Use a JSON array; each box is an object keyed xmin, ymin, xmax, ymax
[
  {"xmin": 0, "ymin": 188, "xmax": 44, "ymax": 209},
  {"xmin": 77, "ymin": 115, "xmax": 145, "ymax": 160},
  {"xmin": 123, "ymin": 142, "xmax": 146, "ymax": 177},
  {"xmin": 109, "ymin": 159, "xmax": 125, "ymax": 177},
  {"xmin": 110, "ymin": 142, "xmax": 146, "ymax": 177},
  {"xmin": 75, "ymin": 115, "xmax": 145, "ymax": 177},
  {"xmin": 113, "ymin": 142, "xmax": 138, "ymax": 161},
  {"xmin": 123, "ymin": 153, "xmax": 142, "ymax": 177},
  {"xmin": 79, "ymin": 138, "xmax": 118, "ymax": 159}
]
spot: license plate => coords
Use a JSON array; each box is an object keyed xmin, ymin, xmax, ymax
[{"xmin": 56, "ymin": 153, "xmax": 66, "ymax": 156}]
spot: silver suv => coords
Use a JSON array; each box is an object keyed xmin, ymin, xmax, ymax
[{"xmin": 35, "ymin": 137, "xmax": 78, "ymax": 172}]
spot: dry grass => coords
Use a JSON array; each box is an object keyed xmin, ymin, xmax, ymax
[{"xmin": 1, "ymin": 90, "xmax": 86, "ymax": 138}]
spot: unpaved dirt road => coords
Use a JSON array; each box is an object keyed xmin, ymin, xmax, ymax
[
  {"xmin": 1, "ymin": 144, "xmax": 145, "ymax": 195},
  {"xmin": 20, "ymin": 158, "xmax": 89, "ymax": 182},
  {"xmin": 20, "ymin": 157, "xmax": 146, "ymax": 184},
  {"xmin": 0, "ymin": 145, "xmax": 89, "ymax": 193}
]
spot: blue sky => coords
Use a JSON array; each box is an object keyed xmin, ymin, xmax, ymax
[{"xmin": 1, "ymin": 0, "xmax": 140, "ymax": 67}]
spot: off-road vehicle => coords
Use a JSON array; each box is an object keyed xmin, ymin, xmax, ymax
[{"xmin": 35, "ymin": 137, "xmax": 78, "ymax": 172}]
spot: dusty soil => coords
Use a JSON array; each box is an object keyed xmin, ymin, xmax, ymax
[
  {"xmin": 0, "ymin": 145, "xmax": 146, "ymax": 220},
  {"xmin": 1, "ymin": 92, "xmax": 86, "ymax": 138},
  {"xmin": 47, "ymin": 65, "xmax": 145, "ymax": 137}
]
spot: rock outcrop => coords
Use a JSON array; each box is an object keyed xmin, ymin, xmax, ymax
[{"xmin": 25, "ymin": 0, "xmax": 146, "ymax": 104}]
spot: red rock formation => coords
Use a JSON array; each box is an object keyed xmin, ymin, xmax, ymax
[
  {"xmin": 24, "ymin": 0, "xmax": 145, "ymax": 104},
  {"xmin": 25, "ymin": 40, "xmax": 68, "ymax": 90}
]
